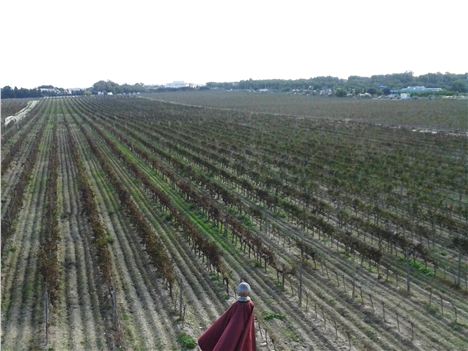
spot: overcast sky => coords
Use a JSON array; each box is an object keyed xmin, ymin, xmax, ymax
[{"xmin": 1, "ymin": 0, "xmax": 467, "ymax": 88}]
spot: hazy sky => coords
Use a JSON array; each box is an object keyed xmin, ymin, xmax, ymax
[{"xmin": 1, "ymin": 0, "xmax": 467, "ymax": 88}]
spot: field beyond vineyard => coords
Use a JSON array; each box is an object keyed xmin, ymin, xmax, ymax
[
  {"xmin": 1, "ymin": 96, "xmax": 467, "ymax": 351},
  {"xmin": 145, "ymin": 90, "xmax": 468, "ymax": 131}
]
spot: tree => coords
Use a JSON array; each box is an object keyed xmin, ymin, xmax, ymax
[
  {"xmin": 451, "ymin": 80, "xmax": 467, "ymax": 93},
  {"xmin": 335, "ymin": 88, "xmax": 346, "ymax": 97},
  {"xmin": 1, "ymin": 85, "xmax": 13, "ymax": 98}
]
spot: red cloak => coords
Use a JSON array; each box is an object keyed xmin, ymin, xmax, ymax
[{"xmin": 198, "ymin": 300, "xmax": 256, "ymax": 351}]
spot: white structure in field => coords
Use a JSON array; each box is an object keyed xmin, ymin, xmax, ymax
[
  {"xmin": 165, "ymin": 81, "xmax": 190, "ymax": 88},
  {"xmin": 399, "ymin": 86, "xmax": 442, "ymax": 93}
]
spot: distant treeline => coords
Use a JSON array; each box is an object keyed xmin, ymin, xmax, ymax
[
  {"xmin": 206, "ymin": 72, "xmax": 468, "ymax": 94},
  {"xmin": 2, "ymin": 86, "xmax": 42, "ymax": 98},
  {"xmin": 0, "ymin": 81, "xmax": 146, "ymax": 99},
  {"xmin": 91, "ymin": 80, "xmax": 146, "ymax": 94},
  {"xmin": 1, "ymin": 85, "xmax": 85, "ymax": 99},
  {"xmin": 1, "ymin": 81, "xmax": 200, "ymax": 99},
  {"xmin": 91, "ymin": 80, "xmax": 200, "ymax": 94},
  {"xmin": 3, "ymin": 73, "xmax": 467, "ymax": 99}
]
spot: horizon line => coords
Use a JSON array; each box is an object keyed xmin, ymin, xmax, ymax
[{"xmin": 3, "ymin": 70, "xmax": 467, "ymax": 90}]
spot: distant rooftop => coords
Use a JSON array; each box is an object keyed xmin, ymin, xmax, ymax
[{"xmin": 399, "ymin": 86, "xmax": 443, "ymax": 93}]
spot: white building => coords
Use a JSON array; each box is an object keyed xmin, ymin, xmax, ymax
[
  {"xmin": 165, "ymin": 81, "xmax": 190, "ymax": 89},
  {"xmin": 400, "ymin": 86, "xmax": 442, "ymax": 93}
]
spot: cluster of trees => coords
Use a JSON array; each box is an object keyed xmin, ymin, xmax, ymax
[
  {"xmin": 91, "ymin": 80, "xmax": 201, "ymax": 94},
  {"xmin": 91, "ymin": 80, "xmax": 146, "ymax": 94},
  {"xmin": 207, "ymin": 72, "xmax": 468, "ymax": 94},
  {"xmin": 1, "ymin": 81, "xmax": 202, "ymax": 100},
  {"xmin": 1, "ymin": 86, "xmax": 43, "ymax": 98},
  {"xmin": 1, "ymin": 81, "xmax": 146, "ymax": 99},
  {"xmin": 348, "ymin": 72, "xmax": 467, "ymax": 93},
  {"xmin": 1, "ymin": 85, "xmax": 82, "ymax": 98},
  {"xmin": 4, "ymin": 72, "xmax": 466, "ymax": 100}
]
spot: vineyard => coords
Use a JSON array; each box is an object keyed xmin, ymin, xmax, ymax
[
  {"xmin": 1, "ymin": 99, "xmax": 32, "ymax": 118},
  {"xmin": 144, "ymin": 90, "xmax": 468, "ymax": 131},
  {"xmin": 1, "ymin": 96, "xmax": 467, "ymax": 351}
]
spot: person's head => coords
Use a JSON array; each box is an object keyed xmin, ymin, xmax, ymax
[{"xmin": 237, "ymin": 281, "xmax": 251, "ymax": 297}]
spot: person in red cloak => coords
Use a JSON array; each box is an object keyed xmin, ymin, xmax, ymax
[{"xmin": 198, "ymin": 281, "xmax": 256, "ymax": 351}]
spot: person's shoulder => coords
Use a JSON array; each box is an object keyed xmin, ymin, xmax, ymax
[
  {"xmin": 236, "ymin": 299, "xmax": 254, "ymax": 308},
  {"xmin": 237, "ymin": 296, "xmax": 251, "ymax": 303}
]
